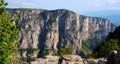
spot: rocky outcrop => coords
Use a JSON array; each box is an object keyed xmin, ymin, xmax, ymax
[
  {"xmin": 107, "ymin": 50, "xmax": 117, "ymax": 64},
  {"xmin": 115, "ymin": 49, "xmax": 120, "ymax": 64},
  {"xmin": 107, "ymin": 49, "xmax": 120, "ymax": 64},
  {"xmin": 30, "ymin": 55, "xmax": 88, "ymax": 64},
  {"xmin": 88, "ymin": 58, "xmax": 107, "ymax": 64},
  {"xmin": 7, "ymin": 8, "xmax": 116, "ymax": 58},
  {"xmin": 61, "ymin": 55, "xmax": 88, "ymax": 64},
  {"xmin": 30, "ymin": 56, "xmax": 60, "ymax": 64}
]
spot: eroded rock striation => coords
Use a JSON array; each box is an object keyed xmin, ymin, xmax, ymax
[{"xmin": 7, "ymin": 8, "xmax": 116, "ymax": 58}]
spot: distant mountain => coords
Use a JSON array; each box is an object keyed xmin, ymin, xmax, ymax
[
  {"xmin": 83, "ymin": 10, "xmax": 120, "ymax": 25},
  {"xmin": 104, "ymin": 15, "xmax": 120, "ymax": 26}
]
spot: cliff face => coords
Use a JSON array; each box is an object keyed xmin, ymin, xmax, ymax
[{"xmin": 7, "ymin": 9, "xmax": 116, "ymax": 57}]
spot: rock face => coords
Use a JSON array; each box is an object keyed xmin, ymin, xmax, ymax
[
  {"xmin": 61, "ymin": 55, "xmax": 88, "ymax": 64},
  {"xmin": 88, "ymin": 58, "xmax": 107, "ymax": 64},
  {"xmin": 115, "ymin": 49, "xmax": 120, "ymax": 64},
  {"xmin": 7, "ymin": 8, "xmax": 116, "ymax": 58},
  {"xmin": 30, "ymin": 56, "xmax": 60, "ymax": 64},
  {"xmin": 30, "ymin": 55, "xmax": 88, "ymax": 64},
  {"xmin": 107, "ymin": 50, "xmax": 117, "ymax": 64}
]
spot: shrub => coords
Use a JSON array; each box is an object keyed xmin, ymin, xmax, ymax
[
  {"xmin": 43, "ymin": 49, "xmax": 50, "ymax": 56},
  {"xmin": 59, "ymin": 46, "xmax": 74, "ymax": 56}
]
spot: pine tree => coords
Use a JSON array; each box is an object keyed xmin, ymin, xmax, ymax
[{"xmin": 0, "ymin": 0, "xmax": 19, "ymax": 64}]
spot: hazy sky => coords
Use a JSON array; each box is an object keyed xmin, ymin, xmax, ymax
[{"xmin": 6, "ymin": 0, "xmax": 120, "ymax": 13}]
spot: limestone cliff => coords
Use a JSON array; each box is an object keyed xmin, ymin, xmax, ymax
[{"xmin": 7, "ymin": 8, "xmax": 116, "ymax": 58}]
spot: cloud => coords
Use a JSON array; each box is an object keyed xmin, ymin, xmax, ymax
[
  {"xmin": 107, "ymin": 0, "xmax": 120, "ymax": 3},
  {"xmin": 93, "ymin": 3, "xmax": 102, "ymax": 8},
  {"xmin": 8, "ymin": 1, "xmax": 35, "ymax": 8},
  {"xmin": 21, "ymin": 2, "xmax": 34, "ymax": 6}
]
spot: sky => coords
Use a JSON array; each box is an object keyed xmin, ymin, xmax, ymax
[
  {"xmin": 5, "ymin": 0, "xmax": 120, "ymax": 25},
  {"xmin": 6, "ymin": 0, "xmax": 120, "ymax": 13}
]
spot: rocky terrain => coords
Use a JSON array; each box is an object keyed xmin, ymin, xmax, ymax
[
  {"xmin": 7, "ymin": 8, "xmax": 116, "ymax": 60},
  {"xmin": 30, "ymin": 55, "xmax": 88, "ymax": 64},
  {"xmin": 115, "ymin": 49, "xmax": 120, "ymax": 64},
  {"xmin": 30, "ymin": 55, "xmax": 108, "ymax": 64},
  {"xmin": 30, "ymin": 49, "xmax": 120, "ymax": 64}
]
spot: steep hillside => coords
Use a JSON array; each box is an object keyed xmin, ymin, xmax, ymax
[
  {"xmin": 7, "ymin": 8, "xmax": 116, "ymax": 58},
  {"xmin": 93, "ymin": 26, "xmax": 120, "ymax": 58},
  {"xmin": 106, "ymin": 26, "xmax": 120, "ymax": 40}
]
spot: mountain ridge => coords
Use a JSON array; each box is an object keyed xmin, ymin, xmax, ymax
[
  {"xmin": 83, "ymin": 10, "xmax": 120, "ymax": 25},
  {"xmin": 6, "ymin": 8, "xmax": 116, "ymax": 59}
]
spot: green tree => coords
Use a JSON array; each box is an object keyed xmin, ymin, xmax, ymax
[
  {"xmin": 0, "ymin": 0, "xmax": 19, "ymax": 64},
  {"xmin": 93, "ymin": 39, "xmax": 119, "ymax": 58},
  {"xmin": 0, "ymin": 0, "xmax": 8, "ymax": 14},
  {"xmin": 92, "ymin": 26, "xmax": 120, "ymax": 58}
]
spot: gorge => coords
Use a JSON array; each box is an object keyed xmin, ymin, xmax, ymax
[{"xmin": 7, "ymin": 8, "xmax": 116, "ymax": 59}]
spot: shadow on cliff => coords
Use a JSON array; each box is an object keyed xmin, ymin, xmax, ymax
[
  {"xmin": 37, "ymin": 28, "xmax": 47, "ymax": 58},
  {"xmin": 37, "ymin": 12, "xmax": 48, "ymax": 58}
]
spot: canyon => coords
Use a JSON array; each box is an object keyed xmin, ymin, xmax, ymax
[{"xmin": 7, "ymin": 8, "xmax": 116, "ymax": 59}]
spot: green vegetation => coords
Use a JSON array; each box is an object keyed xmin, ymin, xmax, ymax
[
  {"xmin": 82, "ymin": 40, "xmax": 92, "ymax": 54},
  {"xmin": 20, "ymin": 57, "xmax": 36, "ymax": 63},
  {"xmin": 92, "ymin": 26, "xmax": 120, "ymax": 58},
  {"xmin": 81, "ymin": 39, "xmax": 100, "ymax": 58},
  {"xmin": 58, "ymin": 46, "xmax": 74, "ymax": 56},
  {"xmin": 39, "ymin": 48, "xmax": 51, "ymax": 57},
  {"xmin": 0, "ymin": 0, "xmax": 19, "ymax": 64},
  {"xmin": 9, "ymin": 52, "xmax": 28, "ymax": 64},
  {"xmin": 81, "ymin": 38, "xmax": 101, "ymax": 52},
  {"xmin": 0, "ymin": 0, "xmax": 7, "ymax": 14},
  {"xmin": 93, "ymin": 39, "xmax": 119, "ymax": 58},
  {"xmin": 19, "ymin": 48, "xmax": 39, "ymax": 63},
  {"xmin": 42, "ymin": 48, "xmax": 50, "ymax": 56},
  {"xmin": 19, "ymin": 48, "xmax": 39, "ymax": 54}
]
